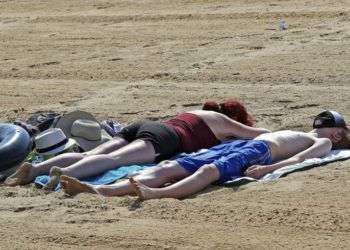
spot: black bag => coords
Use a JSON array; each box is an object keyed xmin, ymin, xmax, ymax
[{"xmin": 14, "ymin": 112, "xmax": 61, "ymax": 137}]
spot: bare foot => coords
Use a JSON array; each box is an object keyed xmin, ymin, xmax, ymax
[
  {"xmin": 42, "ymin": 166, "xmax": 62, "ymax": 192},
  {"xmin": 129, "ymin": 178, "xmax": 159, "ymax": 200},
  {"xmin": 4, "ymin": 163, "xmax": 35, "ymax": 186},
  {"xmin": 60, "ymin": 175, "xmax": 97, "ymax": 196}
]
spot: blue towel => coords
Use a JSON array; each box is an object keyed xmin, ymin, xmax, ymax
[
  {"xmin": 34, "ymin": 164, "xmax": 154, "ymax": 191},
  {"xmin": 33, "ymin": 152, "xmax": 192, "ymax": 191}
]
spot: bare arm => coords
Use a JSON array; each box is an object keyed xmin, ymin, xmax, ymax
[
  {"xmin": 219, "ymin": 114, "xmax": 271, "ymax": 140},
  {"xmin": 189, "ymin": 110, "xmax": 270, "ymax": 140},
  {"xmin": 245, "ymin": 138, "xmax": 332, "ymax": 178}
]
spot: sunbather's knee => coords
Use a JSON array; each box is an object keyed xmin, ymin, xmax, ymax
[
  {"xmin": 157, "ymin": 160, "xmax": 178, "ymax": 169},
  {"xmin": 83, "ymin": 150, "xmax": 98, "ymax": 157},
  {"xmin": 150, "ymin": 161, "xmax": 175, "ymax": 175},
  {"xmin": 62, "ymin": 152, "xmax": 86, "ymax": 159},
  {"xmin": 196, "ymin": 164, "xmax": 220, "ymax": 180},
  {"xmin": 148, "ymin": 160, "xmax": 187, "ymax": 179}
]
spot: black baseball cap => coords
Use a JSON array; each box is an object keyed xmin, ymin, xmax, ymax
[{"xmin": 313, "ymin": 110, "xmax": 348, "ymax": 129}]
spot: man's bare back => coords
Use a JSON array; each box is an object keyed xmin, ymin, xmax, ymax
[
  {"xmin": 255, "ymin": 130, "xmax": 321, "ymax": 162},
  {"xmin": 254, "ymin": 130, "xmax": 331, "ymax": 165}
]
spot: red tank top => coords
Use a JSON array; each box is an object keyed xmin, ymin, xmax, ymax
[{"xmin": 164, "ymin": 113, "xmax": 220, "ymax": 152}]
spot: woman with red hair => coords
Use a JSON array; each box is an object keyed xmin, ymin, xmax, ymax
[
  {"xmin": 202, "ymin": 99, "xmax": 255, "ymax": 127},
  {"xmin": 6, "ymin": 99, "xmax": 269, "ymax": 190}
]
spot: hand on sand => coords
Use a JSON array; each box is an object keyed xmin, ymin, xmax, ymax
[
  {"xmin": 4, "ymin": 163, "xmax": 34, "ymax": 186},
  {"xmin": 60, "ymin": 175, "xmax": 97, "ymax": 196}
]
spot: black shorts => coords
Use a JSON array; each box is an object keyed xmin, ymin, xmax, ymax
[{"xmin": 116, "ymin": 120, "xmax": 181, "ymax": 162}]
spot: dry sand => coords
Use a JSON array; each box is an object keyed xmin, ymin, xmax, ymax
[{"xmin": 0, "ymin": 0, "xmax": 349, "ymax": 249}]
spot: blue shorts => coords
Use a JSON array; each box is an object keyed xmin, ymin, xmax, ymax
[{"xmin": 176, "ymin": 140, "xmax": 272, "ymax": 184}]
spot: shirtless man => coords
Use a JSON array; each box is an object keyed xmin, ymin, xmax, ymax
[
  {"xmin": 60, "ymin": 110, "xmax": 350, "ymax": 200},
  {"xmin": 5, "ymin": 104, "xmax": 268, "ymax": 190}
]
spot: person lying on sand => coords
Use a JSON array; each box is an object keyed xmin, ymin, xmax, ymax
[
  {"xmin": 60, "ymin": 110, "xmax": 350, "ymax": 200},
  {"xmin": 5, "ymin": 100, "xmax": 270, "ymax": 190}
]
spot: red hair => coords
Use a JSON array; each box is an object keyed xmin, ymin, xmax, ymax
[{"xmin": 203, "ymin": 99, "xmax": 255, "ymax": 126}]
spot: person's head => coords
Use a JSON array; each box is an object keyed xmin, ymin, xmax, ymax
[
  {"xmin": 313, "ymin": 110, "xmax": 350, "ymax": 149},
  {"xmin": 333, "ymin": 128, "xmax": 350, "ymax": 149},
  {"xmin": 314, "ymin": 127, "xmax": 350, "ymax": 149},
  {"xmin": 202, "ymin": 99, "xmax": 255, "ymax": 126}
]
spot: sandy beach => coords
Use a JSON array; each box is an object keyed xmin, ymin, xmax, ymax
[{"xmin": 0, "ymin": 0, "xmax": 349, "ymax": 249}]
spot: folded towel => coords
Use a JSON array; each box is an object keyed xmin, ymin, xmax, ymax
[{"xmin": 223, "ymin": 149, "xmax": 350, "ymax": 186}]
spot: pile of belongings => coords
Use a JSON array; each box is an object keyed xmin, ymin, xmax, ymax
[{"xmin": 0, "ymin": 110, "xmax": 123, "ymax": 181}]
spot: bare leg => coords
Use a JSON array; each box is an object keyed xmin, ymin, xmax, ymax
[
  {"xmin": 130, "ymin": 164, "xmax": 220, "ymax": 200},
  {"xmin": 84, "ymin": 137, "xmax": 129, "ymax": 155},
  {"xmin": 33, "ymin": 137, "xmax": 129, "ymax": 174},
  {"xmin": 43, "ymin": 139, "xmax": 157, "ymax": 191},
  {"xmin": 57, "ymin": 139, "xmax": 157, "ymax": 180},
  {"xmin": 4, "ymin": 137, "xmax": 128, "ymax": 186},
  {"xmin": 60, "ymin": 161, "xmax": 190, "ymax": 196},
  {"xmin": 4, "ymin": 163, "xmax": 34, "ymax": 186},
  {"xmin": 42, "ymin": 166, "xmax": 62, "ymax": 191},
  {"xmin": 60, "ymin": 175, "xmax": 98, "ymax": 196},
  {"xmin": 4, "ymin": 153, "xmax": 84, "ymax": 187}
]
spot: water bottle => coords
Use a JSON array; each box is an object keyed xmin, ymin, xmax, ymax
[
  {"xmin": 101, "ymin": 120, "xmax": 123, "ymax": 136},
  {"xmin": 111, "ymin": 121, "xmax": 123, "ymax": 133},
  {"xmin": 279, "ymin": 20, "xmax": 287, "ymax": 31}
]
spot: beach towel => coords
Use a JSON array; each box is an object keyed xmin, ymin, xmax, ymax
[
  {"xmin": 34, "ymin": 152, "xmax": 192, "ymax": 190},
  {"xmin": 223, "ymin": 149, "xmax": 350, "ymax": 186},
  {"xmin": 34, "ymin": 149, "xmax": 350, "ymax": 190},
  {"xmin": 34, "ymin": 164, "xmax": 154, "ymax": 191}
]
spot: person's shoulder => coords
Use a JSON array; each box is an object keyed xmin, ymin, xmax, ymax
[
  {"xmin": 272, "ymin": 129, "xmax": 304, "ymax": 135},
  {"xmin": 189, "ymin": 110, "xmax": 222, "ymax": 117},
  {"xmin": 312, "ymin": 137, "xmax": 332, "ymax": 150},
  {"xmin": 315, "ymin": 137, "xmax": 332, "ymax": 143}
]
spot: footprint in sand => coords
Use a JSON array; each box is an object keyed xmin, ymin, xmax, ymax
[
  {"xmin": 319, "ymin": 30, "xmax": 345, "ymax": 41},
  {"xmin": 270, "ymin": 36, "xmax": 283, "ymax": 40},
  {"xmin": 13, "ymin": 206, "xmax": 35, "ymax": 213},
  {"xmin": 93, "ymin": 3, "xmax": 115, "ymax": 9},
  {"xmin": 204, "ymin": 61, "xmax": 215, "ymax": 65},
  {"xmin": 275, "ymin": 99, "xmax": 293, "ymax": 104},
  {"xmin": 108, "ymin": 58, "xmax": 123, "ymax": 61},
  {"xmin": 182, "ymin": 103, "xmax": 201, "ymax": 107},
  {"xmin": 28, "ymin": 61, "xmax": 60, "ymax": 68},
  {"xmin": 191, "ymin": 63, "xmax": 201, "ymax": 69},
  {"xmin": 247, "ymin": 46, "xmax": 265, "ymax": 50},
  {"xmin": 288, "ymin": 104, "xmax": 319, "ymax": 110},
  {"xmin": 150, "ymin": 72, "xmax": 170, "ymax": 79}
]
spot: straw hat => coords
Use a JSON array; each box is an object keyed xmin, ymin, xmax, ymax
[
  {"xmin": 70, "ymin": 119, "xmax": 112, "ymax": 151},
  {"xmin": 54, "ymin": 110, "xmax": 98, "ymax": 137},
  {"xmin": 54, "ymin": 110, "xmax": 112, "ymax": 151},
  {"xmin": 35, "ymin": 128, "xmax": 76, "ymax": 156}
]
